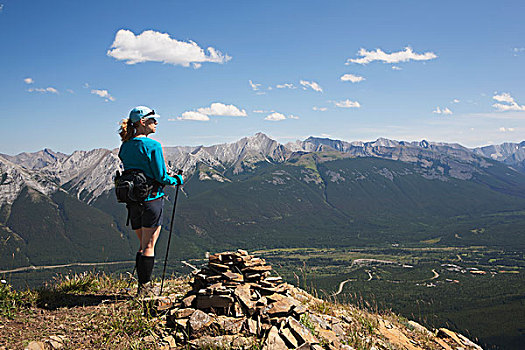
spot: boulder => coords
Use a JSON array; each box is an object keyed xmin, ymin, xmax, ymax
[
  {"xmin": 280, "ymin": 327, "xmax": 299, "ymax": 348},
  {"xmin": 25, "ymin": 342, "xmax": 46, "ymax": 350},
  {"xmin": 234, "ymin": 284, "xmax": 256, "ymax": 314},
  {"xmin": 408, "ymin": 321, "xmax": 432, "ymax": 336},
  {"xmin": 174, "ymin": 308, "xmax": 196, "ymax": 319},
  {"xmin": 189, "ymin": 309, "xmax": 213, "ymax": 335},
  {"xmin": 190, "ymin": 335, "xmax": 254, "ymax": 349},
  {"xmin": 195, "ymin": 294, "xmax": 235, "ymax": 309},
  {"xmin": 246, "ymin": 318, "xmax": 258, "ymax": 335},
  {"xmin": 316, "ymin": 328, "xmax": 342, "ymax": 347},
  {"xmin": 263, "ymin": 326, "xmax": 289, "ymax": 350},
  {"xmin": 163, "ymin": 335, "xmax": 176, "ymax": 348},
  {"xmin": 216, "ymin": 316, "xmax": 244, "ymax": 334},
  {"xmin": 263, "ymin": 297, "xmax": 296, "ymax": 317},
  {"xmin": 286, "ymin": 317, "xmax": 318, "ymax": 345},
  {"xmin": 182, "ymin": 295, "xmax": 196, "ymax": 308},
  {"xmin": 223, "ymin": 271, "xmax": 244, "ymax": 282}
]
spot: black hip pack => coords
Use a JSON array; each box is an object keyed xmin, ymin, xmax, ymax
[
  {"xmin": 114, "ymin": 169, "xmax": 161, "ymax": 225},
  {"xmin": 114, "ymin": 169, "xmax": 160, "ymax": 203}
]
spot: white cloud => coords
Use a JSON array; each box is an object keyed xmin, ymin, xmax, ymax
[
  {"xmin": 346, "ymin": 47, "xmax": 437, "ymax": 65},
  {"xmin": 493, "ymin": 103, "xmax": 525, "ymax": 111},
  {"xmin": 83, "ymin": 83, "xmax": 90, "ymax": 88},
  {"xmin": 249, "ymin": 80, "xmax": 261, "ymax": 91},
  {"xmin": 289, "ymin": 114, "xmax": 300, "ymax": 119},
  {"xmin": 313, "ymin": 106, "xmax": 328, "ymax": 112},
  {"xmin": 333, "ymin": 99, "xmax": 360, "ymax": 108},
  {"xmin": 24, "ymin": 77, "xmax": 34, "ymax": 84},
  {"xmin": 493, "ymin": 92, "xmax": 514, "ymax": 104},
  {"xmin": 433, "ymin": 107, "xmax": 453, "ymax": 115},
  {"xmin": 197, "ymin": 102, "xmax": 247, "ymax": 117},
  {"xmin": 492, "ymin": 92, "xmax": 525, "ymax": 111},
  {"xmin": 91, "ymin": 89, "xmax": 115, "ymax": 102},
  {"xmin": 499, "ymin": 127, "xmax": 515, "ymax": 132},
  {"xmin": 253, "ymin": 110, "xmax": 265, "ymax": 113},
  {"xmin": 178, "ymin": 111, "xmax": 210, "ymax": 121},
  {"xmin": 179, "ymin": 102, "xmax": 247, "ymax": 122},
  {"xmin": 0, "ymin": 4, "xmax": 3, "ymax": 12},
  {"xmin": 340, "ymin": 74, "xmax": 365, "ymax": 83},
  {"xmin": 265, "ymin": 112, "xmax": 287, "ymax": 121},
  {"xmin": 392, "ymin": 66, "xmax": 402, "ymax": 70},
  {"xmin": 107, "ymin": 29, "xmax": 231, "ymax": 67},
  {"xmin": 452, "ymin": 99, "xmax": 460, "ymax": 103},
  {"xmin": 300, "ymin": 80, "xmax": 323, "ymax": 92},
  {"xmin": 27, "ymin": 87, "xmax": 58, "ymax": 94},
  {"xmin": 276, "ymin": 83, "xmax": 296, "ymax": 89}
]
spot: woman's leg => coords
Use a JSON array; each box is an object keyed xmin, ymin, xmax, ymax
[
  {"xmin": 141, "ymin": 226, "xmax": 161, "ymax": 257},
  {"xmin": 136, "ymin": 199, "xmax": 164, "ymax": 288},
  {"xmin": 135, "ymin": 229, "xmax": 143, "ymax": 253},
  {"xmin": 137, "ymin": 226, "xmax": 162, "ymax": 286},
  {"xmin": 134, "ymin": 228, "xmax": 144, "ymax": 282}
]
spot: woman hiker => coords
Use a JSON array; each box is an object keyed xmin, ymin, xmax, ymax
[{"xmin": 118, "ymin": 106, "xmax": 183, "ymax": 295}]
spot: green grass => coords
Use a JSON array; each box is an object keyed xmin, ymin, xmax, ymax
[
  {"xmin": 93, "ymin": 298, "xmax": 161, "ymax": 346},
  {"xmin": 0, "ymin": 281, "xmax": 36, "ymax": 318},
  {"xmin": 299, "ymin": 313, "xmax": 319, "ymax": 337}
]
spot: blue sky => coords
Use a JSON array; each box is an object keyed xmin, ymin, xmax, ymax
[{"xmin": 1, "ymin": 0, "xmax": 524, "ymax": 155}]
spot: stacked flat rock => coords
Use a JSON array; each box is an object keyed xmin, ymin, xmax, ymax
[
  {"xmin": 163, "ymin": 250, "xmax": 326, "ymax": 349},
  {"xmin": 181, "ymin": 249, "xmax": 297, "ymax": 318}
]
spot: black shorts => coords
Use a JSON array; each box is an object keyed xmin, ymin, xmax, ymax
[{"xmin": 128, "ymin": 198, "xmax": 164, "ymax": 230}]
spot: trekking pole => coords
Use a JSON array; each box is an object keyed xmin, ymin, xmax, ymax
[{"xmin": 160, "ymin": 169, "xmax": 183, "ymax": 295}]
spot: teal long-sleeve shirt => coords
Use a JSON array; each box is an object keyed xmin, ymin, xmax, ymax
[{"xmin": 118, "ymin": 136, "xmax": 182, "ymax": 201}]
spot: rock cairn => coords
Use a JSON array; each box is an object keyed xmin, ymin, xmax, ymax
[
  {"xmin": 153, "ymin": 250, "xmax": 484, "ymax": 350},
  {"xmin": 160, "ymin": 249, "xmax": 332, "ymax": 349}
]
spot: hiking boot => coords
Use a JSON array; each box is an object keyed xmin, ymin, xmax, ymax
[{"xmin": 137, "ymin": 281, "xmax": 160, "ymax": 298}]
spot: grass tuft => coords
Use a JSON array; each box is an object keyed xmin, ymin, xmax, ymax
[
  {"xmin": 0, "ymin": 281, "xmax": 37, "ymax": 318},
  {"xmin": 50, "ymin": 271, "xmax": 128, "ymax": 294}
]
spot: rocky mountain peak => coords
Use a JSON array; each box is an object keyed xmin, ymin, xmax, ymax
[
  {"xmin": 3, "ymin": 134, "xmax": 525, "ymax": 206},
  {"xmin": 371, "ymin": 137, "xmax": 400, "ymax": 148},
  {"xmin": 0, "ymin": 148, "xmax": 68, "ymax": 170}
]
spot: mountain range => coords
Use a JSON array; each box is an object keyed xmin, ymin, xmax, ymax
[{"xmin": 2, "ymin": 133, "xmax": 525, "ymax": 269}]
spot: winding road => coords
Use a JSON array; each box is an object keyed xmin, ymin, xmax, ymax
[
  {"xmin": 0, "ymin": 260, "xmax": 134, "ymax": 274},
  {"xmin": 367, "ymin": 270, "xmax": 373, "ymax": 281},
  {"xmin": 333, "ymin": 278, "xmax": 356, "ymax": 296}
]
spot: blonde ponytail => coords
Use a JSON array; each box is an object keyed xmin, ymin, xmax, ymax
[{"xmin": 119, "ymin": 118, "xmax": 136, "ymax": 142}]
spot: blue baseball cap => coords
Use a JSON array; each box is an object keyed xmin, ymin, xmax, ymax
[{"xmin": 129, "ymin": 106, "xmax": 160, "ymax": 123}]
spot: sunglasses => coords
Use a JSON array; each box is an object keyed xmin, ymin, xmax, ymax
[
  {"xmin": 143, "ymin": 110, "xmax": 155, "ymax": 118},
  {"xmin": 142, "ymin": 110, "xmax": 158, "ymax": 124}
]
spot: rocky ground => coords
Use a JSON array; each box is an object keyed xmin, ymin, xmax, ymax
[{"xmin": 0, "ymin": 250, "xmax": 483, "ymax": 349}]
